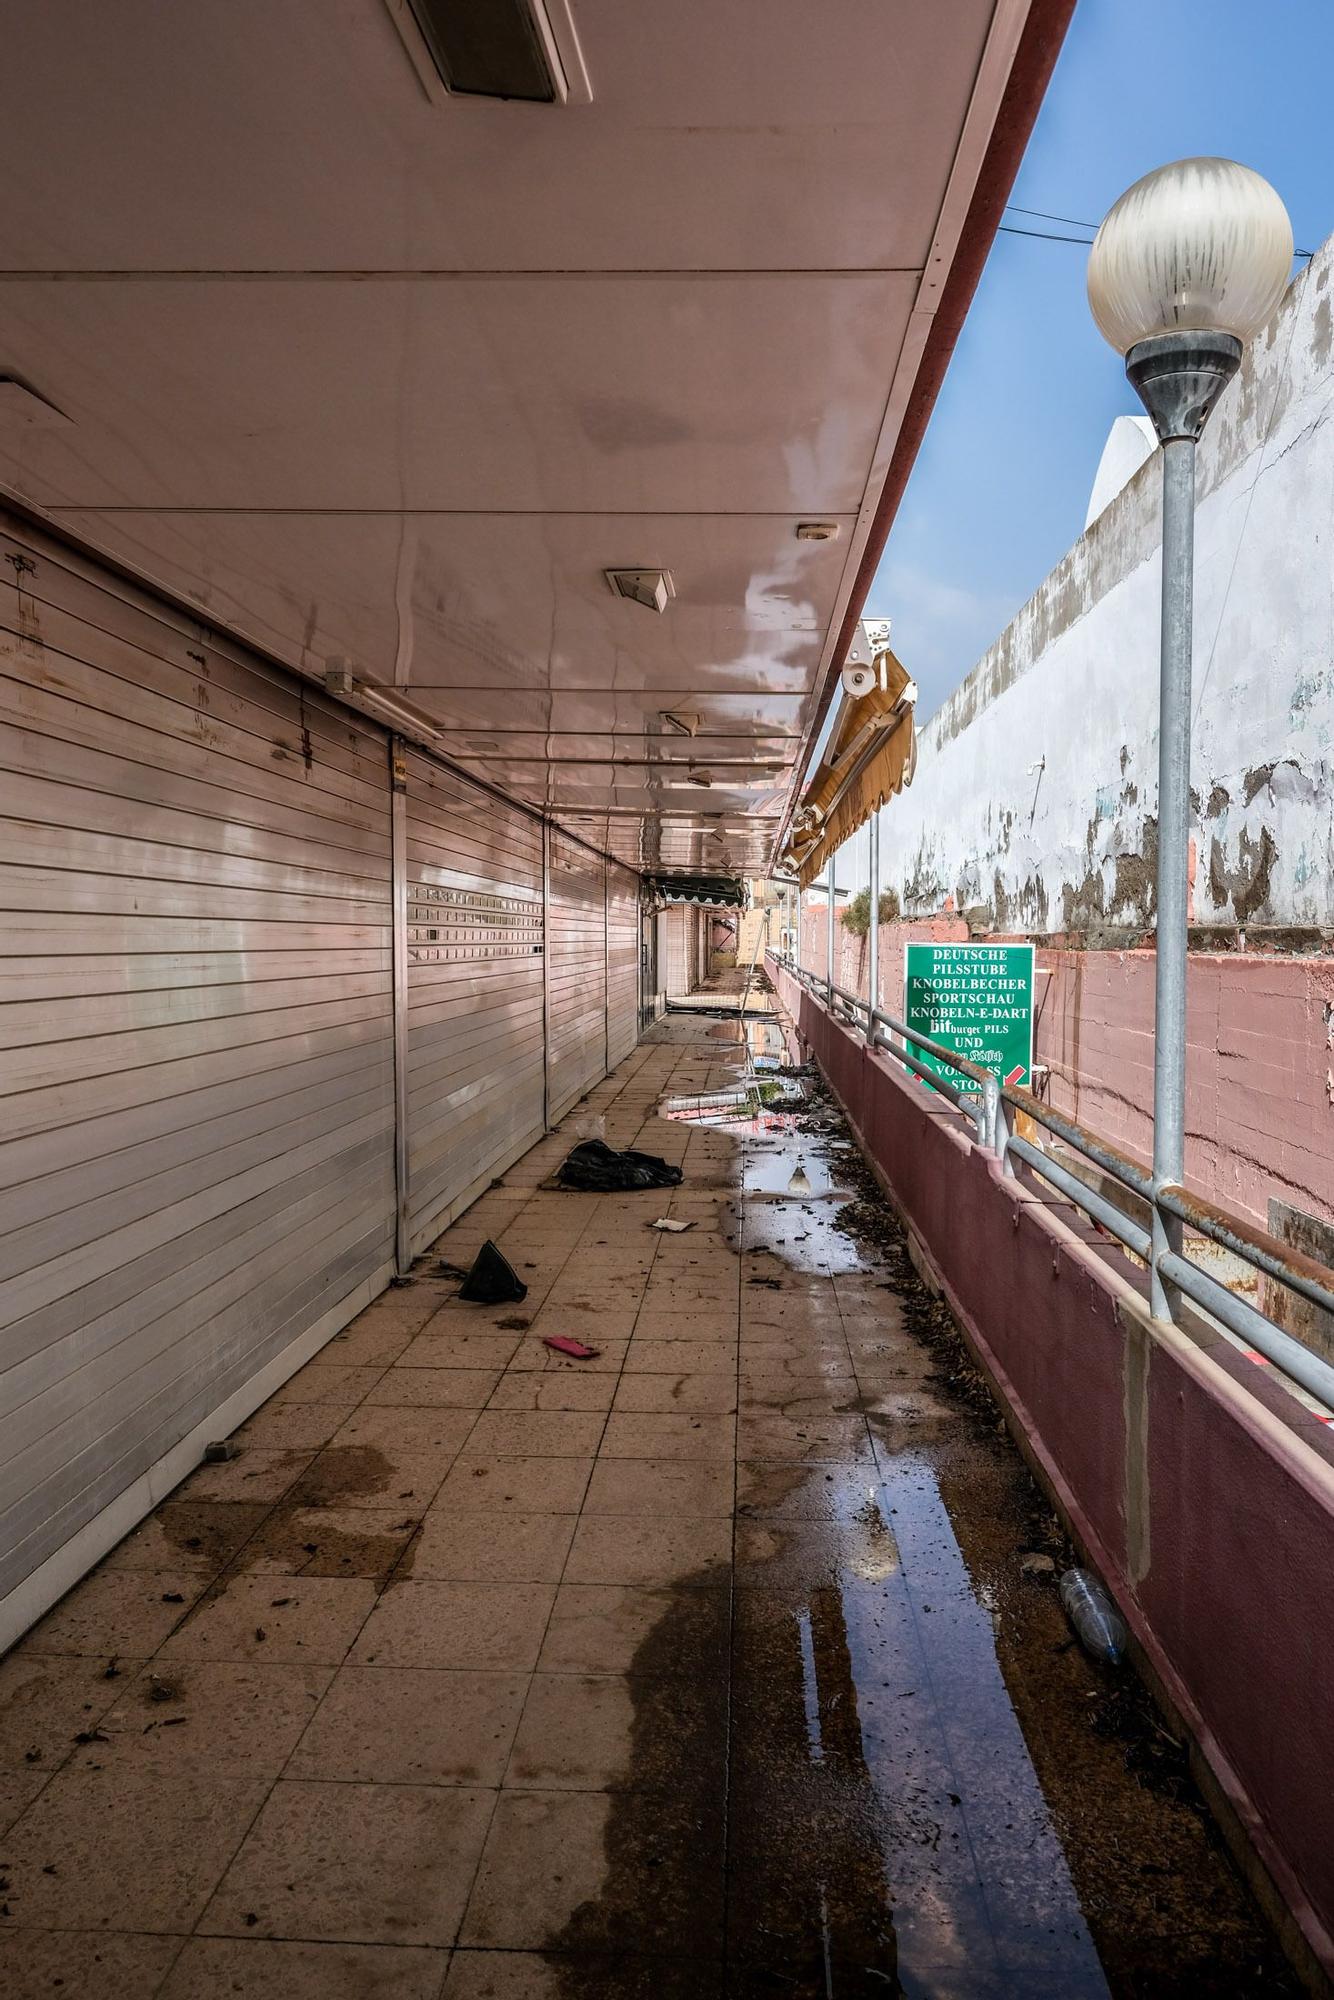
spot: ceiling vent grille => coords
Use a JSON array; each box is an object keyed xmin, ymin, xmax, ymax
[{"xmin": 388, "ymin": 0, "xmax": 592, "ymax": 105}]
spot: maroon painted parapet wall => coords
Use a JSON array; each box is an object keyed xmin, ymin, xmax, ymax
[{"xmin": 768, "ymin": 953, "xmax": 1334, "ymax": 1989}]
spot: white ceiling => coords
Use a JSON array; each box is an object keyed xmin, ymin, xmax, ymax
[{"xmin": 0, "ymin": 0, "xmax": 1038, "ymax": 873}]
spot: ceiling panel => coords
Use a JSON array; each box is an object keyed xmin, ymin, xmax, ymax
[
  {"xmin": 0, "ymin": 274, "xmax": 911, "ymax": 513},
  {"xmin": 0, "ymin": 0, "xmax": 997, "ymax": 274},
  {"xmin": 30, "ymin": 510, "xmax": 850, "ymax": 700},
  {"xmin": 0, "ymin": 0, "xmax": 1041, "ymax": 880}
]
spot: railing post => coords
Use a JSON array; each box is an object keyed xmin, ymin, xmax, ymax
[
  {"xmin": 982, "ymin": 1072, "xmax": 999, "ymax": 1151},
  {"xmin": 867, "ymin": 807, "xmax": 880, "ymax": 1026},
  {"xmin": 825, "ymin": 847, "xmax": 836, "ymax": 1004},
  {"xmin": 995, "ymin": 1095, "xmax": 1014, "ymax": 1178}
]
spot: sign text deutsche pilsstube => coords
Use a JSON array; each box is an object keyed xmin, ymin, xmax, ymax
[{"xmin": 903, "ymin": 941, "xmax": 1035, "ymax": 1092}]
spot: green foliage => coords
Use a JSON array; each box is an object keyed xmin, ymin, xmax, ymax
[{"xmin": 840, "ymin": 885, "xmax": 901, "ymax": 936}]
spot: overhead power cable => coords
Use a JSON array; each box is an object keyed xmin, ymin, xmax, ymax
[{"xmin": 1001, "ymin": 201, "xmax": 1313, "ymax": 258}]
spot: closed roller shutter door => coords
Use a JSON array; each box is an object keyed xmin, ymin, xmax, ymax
[
  {"xmin": 606, "ymin": 862, "xmax": 640, "ymax": 1067},
  {"xmin": 546, "ymin": 830, "xmax": 607, "ymax": 1123},
  {"xmin": 0, "ymin": 519, "xmax": 395, "ymax": 1617},
  {"xmin": 404, "ymin": 750, "xmax": 545, "ymax": 1251}
]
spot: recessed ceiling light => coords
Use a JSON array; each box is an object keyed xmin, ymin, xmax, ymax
[
  {"xmin": 392, "ymin": 0, "xmax": 590, "ymax": 103},
  {"xmin": 795, "ymin": 522, "xmax": 839, "ymax": 542},
  {"xmin": 606, "ymin": 567, "xmax": 675, "ymax": 614}
]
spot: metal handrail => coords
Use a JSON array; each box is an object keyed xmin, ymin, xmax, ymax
[{"xmin": 774, "ymin": 950, "xmax": 1334, "ymax": 1415}]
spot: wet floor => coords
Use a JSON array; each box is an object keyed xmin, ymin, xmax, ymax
[{"xmin": 0, "ymin": 982, "xmax": 1296, "ymax": 1998}]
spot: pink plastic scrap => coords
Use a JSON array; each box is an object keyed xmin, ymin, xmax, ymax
[{"xmin": 542, "ymin": 1335, "xmax": 601, "ymax": 1360}]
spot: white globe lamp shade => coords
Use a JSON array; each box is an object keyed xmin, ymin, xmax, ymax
[{"xmin": 1087, "ymin": 158, "xmax": 1293, "ymax": 356}]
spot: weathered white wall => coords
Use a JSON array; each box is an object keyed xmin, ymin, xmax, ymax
[{"xmin": 884, "ymin": 240, "xmax": 1334, "ymax": 938}]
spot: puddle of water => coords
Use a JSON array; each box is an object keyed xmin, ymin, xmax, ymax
[{"xmin": 743, "ymin": 1149, "xmax": 848, "ymax": 1199}]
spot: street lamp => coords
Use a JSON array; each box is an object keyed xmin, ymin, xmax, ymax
[{"xmin": 1087, "ymin": 158, "xmax": 1292, "ymax": 1319}]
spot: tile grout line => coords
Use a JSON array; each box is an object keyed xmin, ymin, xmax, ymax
[{"xmin": 454, "ymin": 1029, "xmax": 673, "ymax": 1953}]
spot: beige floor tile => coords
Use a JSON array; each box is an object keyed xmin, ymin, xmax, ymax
[
  {"xmin": 631, "ymin": 1313, "xmax": 738, "ymax": 1342},
  {"xmin": 735, "ymin": 1339, "xmax": 852, "ymax": 1371},
  {"xmin": 0, "ymin": 1650, "xmax": 146, "ymax": 1768},
  {"xmin": 537, "ymin": 1584, "xmax": 730, "ymax": 1678},
  {"xmin": 433, "ymin": 1456, "xmax": 593, "ymax": 1514},
  {"xmin": 0, "ymin": 1930, "xmax": 181, "ymax": 1999},
  {"xmin": 351, "ymin": 1580, "xmax": 555, "ymax": 1671},
  {"xmin": 159, "ymin": 1576, "xmax": 378, "ymax": 1665},
  {"xmin": 333, "ymin": 1405, "xmax": 479, "ymax": 1453},
  {"xmin": 485, "ymin": 1371, "xmax": 617, "ymax": 1411},
  {"xmin": 21, "ymin": 1570, "xmax": 203, "ymax": 1659},
  {"xmin": 0, "ymin": 1766, "xmax": 267, "ymax": 1931},
  {"xmin": 582, "ymin": 1459, "xmax": 733, "ymax": 1520},
  {"xmin": 80, "ymin": 1659, "xmax": 331, "ymax": 1776},
  {"xmin": 272, "ymin": 1363, "xmax": 388, "ymax": 1404},
  {"xmin": 200, "ymin": 1779, "xmax": 494, "ymax": 1946},
  {"xmin": 322, "ymin": 1322, "xmax": 416, "ymax": 1370},
  {"xmin": 598, "ymin": 1413, "xmax": 735, "ymax": 1462},
  {"xmin": 99, "ymin": 1499, "xmax": 270, "ymax": 1576},
  {"xmin": 160, "ymin": 1937, "xmax": 447, "ymax": 1999},
  {"xmin": 505, "ymin": 1673, "xmax": 724, "ymax": 1792},
  {"xmin": 289, "ymin": 1664, "xmax": 527, "ymax": 1786},
  {"xmin": 365, "ymin": 1368, "xmax": 503, "ymax": 1408},
  {"xmin": 238, "ymin": 1402, "xmax": 360, "ymax": 1449},
  {"xmin": 621, "ymin": 1340, "xmax": 739, "ymax": 1374},
  {"xmin": 410, "ymin": 1511, "xmax": 575, "ymax": 1583},
  {"xmin": 289, "ymin": 1444, "xmax": 456, "ymax": 1511},
  {"xmin": 735, "ymin": 1414, "xmax": 874, "ymax": 1463},
  {"xmin": 398, "ymin": 1333, "xmax": 525, "ymax": 1370},
  {"xmin": 512, "ymin": 1337, "xmax": 630, "ymax": 1374},
  {"xmin": 739, "ymin": 1371, "xmax": 861, "ymax": 1407},
  {"xmin": 611, "ymin": 1373, "xmax": 737, "ymax": 1415},
  {"xmin": 241, "ymin": 1505, "xmax": 417, "ymax": 1579},
  {"xmin": 464, "ymin": 1410, "xmax": 606, "ymax": 1459},
  {"xmin": 528, "ymin": 1307, "xmax": 639, "ymax": 1343},
  {"xmin": 460, "ymin": 1789, "xmax": 724, "ymax": 1953},
  {"xmin": 181, "ymin": 1448, "xmax": 316, "ymax": 1504},
  {"xmin": 563, "ymin": 1517, "xmax": 732, "ymax": 1589}
]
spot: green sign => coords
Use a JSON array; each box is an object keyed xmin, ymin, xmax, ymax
[{"xmin": 903, "ymin": 942, "xmax": 1035, "ymax": 1092}]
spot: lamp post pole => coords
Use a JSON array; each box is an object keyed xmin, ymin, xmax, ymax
[
  {"xmin": 1088, "ymin": 157, "xmax": 1292, "ymax": 1321},
  {"xmin": 1127, "ymin": 341, "xmax": 1240, "ymax": 1316}
]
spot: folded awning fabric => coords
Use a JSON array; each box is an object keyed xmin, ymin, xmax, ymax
[
  {"xmin": 781, "ymin": 649, "xmax": 916, "ymax": 888},
  {"xmin": 646, "ymin": 874, "xmax": 748, "ymax": 908}
]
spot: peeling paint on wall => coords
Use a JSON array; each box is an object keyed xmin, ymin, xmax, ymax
[{"xmin": 882, "ymin": 238, "xmax": 1334, "ymax": 938}]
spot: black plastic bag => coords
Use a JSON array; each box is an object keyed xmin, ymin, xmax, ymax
[
  {"xmin": 457, "ymin": 1240, "xmax": 528, "ymax": 1303},
  {"xmin": 555, "ymin": 1138, "xmax": 683, "ymax": 1192}
]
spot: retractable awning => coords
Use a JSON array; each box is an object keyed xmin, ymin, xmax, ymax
[
  {"xmin": 647, "ymin": 874, "xmax": 747, "ymax": 908},
  {"xmin": 781, "ymin": 650, "xmax": 916, "ymax": 887}
]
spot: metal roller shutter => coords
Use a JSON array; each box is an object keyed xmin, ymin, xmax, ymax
[
  {"xmin": 546, "ymin": 830, "xmax": 607, "ymax": 1123},
  {"xmin": 0, "ymin": 517, "xmax": 395, "ymax": 1633},
  {"xmin": 403, "ymin": 749, "xmax": 546, "ymax": 1252},
  {"xmin": 606, "ymin": 862, "xmax": 640, "ymax": 1067}
]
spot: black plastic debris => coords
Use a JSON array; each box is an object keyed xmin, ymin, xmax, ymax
[
  {"xmin": 458, "ymin": 1239, "xmax": 528, "ymax": 1304},
  {"xmin": 555, "ymin": 1139, "xmax": 683, "ymax": 1192}
]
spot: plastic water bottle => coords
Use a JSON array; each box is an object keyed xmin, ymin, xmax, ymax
[{"xmin": 1059, "ymin": 1568, "xmax": 1128, "ymax": 1667}]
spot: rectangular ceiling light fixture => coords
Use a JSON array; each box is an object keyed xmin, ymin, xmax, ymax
[{"xmin": 392, "ymin": 0, "xmax": 591, "ymax": 104}]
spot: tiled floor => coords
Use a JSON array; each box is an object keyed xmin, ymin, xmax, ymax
[{"xmin": 0, "ymin": 992, "xmax": 1294, "ymax": 1997}]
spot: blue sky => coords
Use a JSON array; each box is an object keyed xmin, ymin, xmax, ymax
[{"xmin": 871, "ymin": 0, "xmax": 1334, "ymax": 723}]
